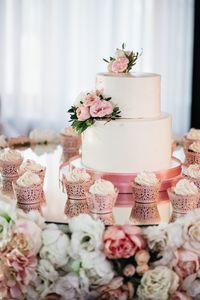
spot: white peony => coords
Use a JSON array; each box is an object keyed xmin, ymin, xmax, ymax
[
  {"xmin": 80, "ymin": 251, "xmax": 114, "ymax": 286},
  {"xmin": 69, "ymin": 214, "xmax": 104, "ymax": 257},
  {"xmin": 27, "ymin": 274, "xmax": 54, "ymax": 299},
  {"xmin": 40, "ymin": 223, "xmax": 70, "ymax": 267},
  {"xmin": 115, "ymin": 49, "xmax": 126, "ymax": 58},
  {"xmin": 137, "ymin": 266, "xmax": 179, "ymax": 300},
  {"xmin": 37, "ymin": 259, "xmax": 59, "ymax": 282}
]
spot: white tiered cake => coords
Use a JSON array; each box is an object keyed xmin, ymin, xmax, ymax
[{"xmin": 82, "ymin": 72, "xmax": 172, "ymax": 173}]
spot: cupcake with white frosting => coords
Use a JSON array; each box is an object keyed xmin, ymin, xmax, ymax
[
  {"xmin": 184, "ymin": 141, "xmax": 200, "ymax": 164},
  {"xmin": 63, "ymin": 168, "xmax": 92, "ymax": 200},
  {"xmin": 183, "ymin": 128, "xmax": 200, "ymax": 150},
  {"xmin": 87, "ymin": 179, "xmax": 118, "ymax": 225},
  {"xmin": 132, "ymin": 172, "xmax": 160, "ymax": 203},
  {"xmin": 29, "ymin": 129, "xmax": 56, "ymax": 144},
  {"xmin": 59, "ymin": 127, "xmax": 81, "ymax": 156},
  {"xmin": 19, "ymin": 160, "xmax": 46, "ymax": 183},
  {"xmin": 0, "ymin": 135, "xmax": 8, "ymax": 149},
  {"xmin": 182, "ymin": 164, "xmax": 200, "ymax": 190},
  {"xmin": 167, "ymin": 179, "xmax": 199, "ymax": 213},
  {"xmin": 0, "ymin": 149, "xmax": 23, "ymax": 177},
  {"xmin": 13, "ymin": 171, "xmax": 42, "ymax": 213}
]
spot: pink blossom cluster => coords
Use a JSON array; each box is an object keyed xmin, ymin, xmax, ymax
[{"xmin": 76, "ymin": 90, "xmax": 114, "ymax": 121}]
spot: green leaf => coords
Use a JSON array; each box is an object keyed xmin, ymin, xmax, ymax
[
  {"xmin": 0, "ymin": 213, "xmax": 11, "ymax": 223},
  {"xmin": 122, "ymin": 42, "xmax": 125, "ymax": 49},
  {"xmin": 103, "ymin": 58, "xmax": 109, "ymax": 63}
]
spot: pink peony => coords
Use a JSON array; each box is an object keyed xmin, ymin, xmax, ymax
[
  {"xmin": 104, "ymin": 225, "xmax": 145, "ymax": 259},
  {"xmin": 90, "ymin": 100, "xmax": 114, "ymax": 118},
  {"xmin": 83, "ymin": 92, "xmax": 100, "ymax": 107},
  {"xmin": 174, "ymin": 248, "xmax": 199, "ymax": 279},
  {"xmin": 111, "ymin": 57, "xmax": 129, "ymax": 73},
  {"xmin": 171, "ymin": 291, "xmax": 193, "ymax": 300},
  {"xmin": 76, "ymin": 105, "xmax": 90, "ymax": 121}
]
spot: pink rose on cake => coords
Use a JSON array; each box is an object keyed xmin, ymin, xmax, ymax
[
  {"xmin": 90, "ymin": 100, "xmax": 114, "ymax": 118},
  {"xmin": 83, "ymin": 91, "xmax": 100, "ymax": 107},
  {"xmin": 111, "ymin": 56, "xmax": 129, "ymax": 73},
  {"xmin": 104, "ymin": 225, "xmax": 145, "ymax": 259},
  {"xmin": 76, "ymin": 105, "xmax": 90, "ymax": 121}
]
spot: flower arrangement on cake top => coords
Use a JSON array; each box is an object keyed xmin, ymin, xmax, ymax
[
  {"xmin": 68, "ymin": 89, "xmax": 121, "ymax": 134},
  {"xmin": 103, "ymin": 43, "xmax": 140, "ymax": 73}
]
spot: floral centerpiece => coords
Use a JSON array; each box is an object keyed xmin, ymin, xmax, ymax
[
  {"xmin": 68, "ymin": 90, "xmax": 121, "ymax": 134},
  {"xmin": 103, "ymin": 43, "xmax": 140, "ymax": 73}
]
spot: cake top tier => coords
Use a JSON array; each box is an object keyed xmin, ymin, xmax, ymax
[{"xmin": 97, "ymin": 72, "xmax": 160, "ymax": 78}]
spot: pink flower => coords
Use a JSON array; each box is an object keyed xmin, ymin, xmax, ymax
[
  {"xmin": 76, "ymin": 105, "xmax": 90, "ymax": 121},
  {"xmin": 83, "ymin": 92, "xmax": 100, "ymax": 107},
  {"xmin": 123, "ymin": 264, "xmax": 135, "ymax": 277},
  {"xmin": 111, "ymin": 57, "xmax": 129, "ymax": 73},
  {"xmin": 171, "ymin": 291, "xmax": 193, "ymax": 300},
  {"xmin": 104, "ymin": 225, "xmax": 145, "ymax": 259},
  {"xmin": 174, "ymin": 248, "xmax": 199, "ymax": 279},
  {"xmin": 90, "ymin": 100, "xmax": 114, "ymax": 118},
  {"xmin": 135, "ymin": 249, "xmax": 150, "ymax": 266}
]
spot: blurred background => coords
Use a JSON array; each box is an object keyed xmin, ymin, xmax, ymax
[{"xmin": 0, "ymin": 0, "xmax": 198, "ymax": 137}]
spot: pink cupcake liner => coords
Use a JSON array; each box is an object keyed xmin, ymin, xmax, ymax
[
  {"xmin": 87, "ymin": 189, "xmax": 118, "ymax": 214},
  {"xmin": 1, "ymin": 175, "xmax": 18, "ymax": 194},
  {"xmin": 183, "ymin": 136, "xmax": 200, "ymax": 151},
  {"xmin": 61, "ymin": 149, "xmax": 80, "ymax": 162},
  {"xmin": 64, "ymin": 198, "xmax": 89, "ymax": 217},
  {"xmin": 0, "ymin": 158, "xmax": 23, "ymax": 177},
  {"xmin": 182, "ymin": 174, "xmax": 200, "ymax": 190},
  {"xmin": 129, "ymin": 202, "xmax": 160, "ymax": 225},
  {"xmin": 184, "ymin": 149, "xmax": 200, "ymax": 165},
  {"xmin": 17, "ymin": 202, "xmax": 41, "ymax": 214},
  {"xmin": 167, "ymin": 188, "xmax": 199, "ymax": 213},
  {"xmin": 63, "ymin": 176, "xmax": 93, "ymax": 200},
  {"xmin": 59, "ymin": 134, "xmax": 81, "ymax": 152},
  {"xmin": 132, "ymin": 181, "xmax": 160, "ymax": 203},
  {"xmin": 90, "ymin": 212, "xmax": 115, "ymax": 226},
  {"xmin": 13, "ymin": 183, "xmax": 42, "ymax": 205}
]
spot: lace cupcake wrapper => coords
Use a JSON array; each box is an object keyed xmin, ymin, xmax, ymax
[
  {"xmin": 130, "ymin": 202, "xmax": 160, "ymax": 225},
  {"xmin": 13, "ymin": 183, "xmax": 42, "ymax": 205},
  {"xmin": 184, "ymin": 149, "xmax": 200, "ymax": 165},
  {"xmin": 167, "ymin": 189, "xmax": 199, "ymax": 213},
  {"xmin": 132, "ymin": 182, "xmax": 160, "ymax": 203},
  {"xmin": 87, "ymin": 190, "xmax": 118, "ymax": 214},
  {"xmin": 59, "ymin": 134, "xmax": 81, "ymax": 152},
  {"xmin": 0, "ymin": 158, "xmax": 23, "ymax": 177},
  {"xmin": 63, "ymin": 177, "xmax": 93, "ymax": 200}
]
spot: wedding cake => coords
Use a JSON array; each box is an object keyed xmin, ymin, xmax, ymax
[{"xmin": 68, "ymin": 45, "xmax": 172, "ymax": 174}]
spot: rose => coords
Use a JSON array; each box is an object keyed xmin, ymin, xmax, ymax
[
  {"xmin": 90, "ymin": 100, "xmax": 114, "ymax": 118},
  {"xmin": 123, "ymin": 264, "xmax": 135, "ymax": 277},
  {"xmin": 37, "ymin": 259, "xmax": 59, "ymax": 282},
  {"xmin": 69, "ymin": 214, "xmax": 104, "ymax": 257},
  {"xmin": 174, "ymin": 248, "xmax": 199, "ymax": 279},
  {"xmin": 137, "ymin": 266, "xmax": 179, "ymax": 300},
  {"xmin": 76, "ymin": 105, "xmax": 90, "ymax": 121},
  {"xmin": 136, "ymin": 264, "xmax": 149, "ymax": 276},
  {"xmin": 14, "ymin": 219, "xmax": 42, "ymax": 256},
  {"xmin": 40, "ymin": 224, "xmax": 70, "ymax": 267},
  {"xmin": 97, "ymin": 280, "xmax": 134, "ymax": 300},
  {"xmin": 135, "ymin": 250, "xmax": 150, "ymax": 266},
  {"xmin": 104, "ymin": 225, "xmax": 145, "ymax": 259},
  {"xmin": 171, "ymin": 291, "xmax": 193, "ymax": 300},
  {"xmin": 115, "ymin": 49, "xmax": 126, "ymax": 58},
  {"xmin": 83, "ymin": 92, "xmax": 100, "ymax": 107},
  {"xmin": 0, "ymin": 216, "xmax": 12, "ymax": 250},
  {"xmin": 111, "ymin": 57, "xmax": 129, "ymax": 73}
]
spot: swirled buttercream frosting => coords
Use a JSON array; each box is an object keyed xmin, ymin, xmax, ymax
[
  {"xmin": 89, "ymin": 179, "xmax": 115, "ymax": 195},
  {"xmin": 135, "ymin": 172, "xmax": 159, "ymax": 186},
  {"xmin": 66, "ymin": 168, "xmax": 91, "ymax": 183},
  {"xmin": 17, "ymin": 171, "xmax": 41, "ymax": 187},
  {"xmin": 62, "ymin": 127, "xmax": 78, "ymax": 136},
  {"xmin": 187, "ymin": 128, "xmax": 200, "ymax": 140},
  {"xmin": 0, "ymin": 135, "xmax": 8, "ymax": 148},
  {"xmin": 182, "ymin": 164, "xmax": 200, "ymax": 179},
  {"xmin": 19, "ymin": 159, "xmax": 45, "ymax": 173},
  {"xmin": 0, "ymin": 149, "xmax": 22, "ymax": 162},
  {"xmin": 174, "ymin": 179, "xmax": 198, "ymax": 196},
  {"xmin": 189, "ymin": 142, "xmax": 200, "ymax": 153}
]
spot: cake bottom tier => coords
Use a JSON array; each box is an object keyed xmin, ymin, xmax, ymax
[{"xmin": 82, "ymin": 113, "xmax": 172, "ymax": 173}]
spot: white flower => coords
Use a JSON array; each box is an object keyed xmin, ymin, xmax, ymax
[
  {"xmin": 27, "ymin": 275, "xmax": 54, "ymax": 299},
  {"xmin": 137, "ymin": 266, "xmax": 179, "ymax": 300},
  {"xmin": 115, "ymin": 49, "xmax": 126, "ymax": 58},
  {"xmin": 37, "ymin": 259, "xmax": 59, "ymax": 282},
  {"xmin": 53, "ymin": 273, "xmax": 86, "ymax": 300},
  {"xmin": 0, "ymin": 216, "xmax": 12, "ymax": 250},
  {"xmin": 0, "ymin": 198, "xmax": 17, "ymax": 221},
  {"xmin": 17, "ymin": 208, "xmax": 45, "ymax": 229},
  {"xmin": 40, "ymin": 223, "xmax": 70, "ymax": 267},
  {"xmin": 69, "ymin": 214, "xmax": 104, "ymax": 257},
  {"xmin": 80, "ymin": 251, "xmax": 114, "ymax": 286}
]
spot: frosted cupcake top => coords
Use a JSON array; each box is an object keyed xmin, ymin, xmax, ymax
[
  {"xmin": 0, "ymin": 135, "xmax": 8, "ymax": 148},
  {"xmin": 29, "ymin": 129, "xmax": 56, "ymax": 143},
  {"xmin": 62, "ymin": 127, "xmax": 78, "ymax": 137},
  {"xmin": 17, "ymin": 171, "xmax": 41, "ymax": 187},
  {"xmin": 66, "ymin": 168, "xmax": 91, "ymax": 183},
  {"xmin": 19, "ymin": 159, "xmax": 45, "ymax": 174},
  {"xmin": 187, "ymin": 128, "xmax": 200, "ymax": 140},
  {"xmin": 89, "ymin": 179, "xmax": 115, "ymax": 196},
  {"xmin": 189, "ymin": 141, "xmax": 200, "ymax": 153},
  {"xmin": 182, "ymin": 164, "xmax": 200, "ymax": 179},
  {"xmin": 135, "ymin": 172, "xmax": 159, "ymax": 186},
  {"xmin": 0, "ymin": 149, "xmax": 22, "ymax": 162},
  {"xmin": 173, "ymin": 179, "xmax": 198, "ymax": 196}
]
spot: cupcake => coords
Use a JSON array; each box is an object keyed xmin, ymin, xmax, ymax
[
  {"xmin": 13, "ymin": 171, "xmax": 42, "ymax": 212},
  {"xmin": 59, "ymin": 127, "xmax": 81, "ymax": 152},
  {"xmin": 0, "ymin": 135, "xmax": 8, "ymax": 149},
  {"xmin": 0, "ymin": 149, "xmax": 23, "ymax": 177},
  {"xmin": 8, "ymin": 135, "xmax": 31, "ymax": 148},
  {"xmin": 184, "ymin": 141, "xmax": 200, "ymax": 164},
  {"xmin": 182, "ymin": 164, "xmax": 200, "ymax": 189},
  {"xmin": 87, "ymin": 179, "xmax": 118, "ymax": 214},
  {"xmin": 29, "ymin": 129, "xmax": 56, "ymax": 144},
  {"xmin": 167, "ymin": 179, "xmax": 199, "ymax": 213},
  {"xmin": 183, "ymin": 128, "xmax": 200, "ymax": 149},
  {"xmin": 63, "ymin": 167, "xmax": 92, "ymax": 199},
  {"xmin": 19, "ymin": 159, "xmax": 46, "ymax": 183},
  {"xmin": 132, "ymin": 172, "xmax": 160, "ymax": 203}
]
